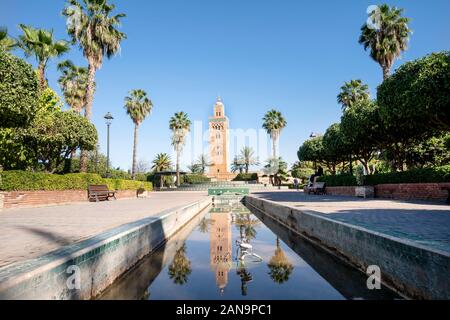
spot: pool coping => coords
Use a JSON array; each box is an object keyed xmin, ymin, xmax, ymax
[
  {"xmin": 245, "ymin": 196, "xmax": 450, "ymax": 300},
  {"xmin": 0, "ymin": 197, "xmax": 211, "ymax": 300}
]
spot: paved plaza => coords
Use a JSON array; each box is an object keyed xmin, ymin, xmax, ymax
[
  {"xmin": 252, "ymin": 191, "xmax": 450, "ymax": 253},
  {"xmin": 0, "ymin": 192, "xmax": 207, "ymax": 268}
]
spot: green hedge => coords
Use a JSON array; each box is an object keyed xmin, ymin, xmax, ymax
[
  {"xmin": 233, "ymin": 173, "xmax": 258, "ymax": 181},
  {"xmin": 317, "ymin": 166, "xmax": 450, "ymax": 187},
  {"xmin": 181, "ymin": 174, "xmax": 211, "ymax": 185},
  {"xmin": 0, "ymin": 171, "xmax": 152, "ymax": 191},
  {"xmin": 317, "ymin": 174, "xmax": 357, "ymax": 187}
]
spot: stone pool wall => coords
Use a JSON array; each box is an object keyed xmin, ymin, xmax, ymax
[
  {"xmin": 245, "ymin": 196, "xmax": 450, "ymax": 300},
  {"xmin": 0, "ymin": 197, "xmax": 211, "ymax": 300}
]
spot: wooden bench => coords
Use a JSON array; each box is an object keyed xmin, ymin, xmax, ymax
[
  {"xmin": 88, "ymin": 185, "xmax": 117, "ymax": 202},
  {"xmin": 308, "ymin": 182, "xmax": 326, "ymax": 195},
  {"xmin": 441, "ymin": 186, "xmax": 450, "ymax": 204}
]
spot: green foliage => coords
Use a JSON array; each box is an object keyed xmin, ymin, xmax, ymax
[
  {"xmin": 317, "ymin": 166, "xmax": 450, "ymax": 186},
  {"xmin": 317, "ymin": 175, "xmax": 357, "ymax": 187},
  {"xmin": 377, "ymin": 51, "xmax": 450, "ymax": 134},
  {"xmin": 0, "ymin": 51, "xmax": 38, "ymax": 128},
  {"xmin": 233, "ymin": 173, "xmax": 258, "ymax": 181},
  {"xmin": 181, "ymin": 174, "xmax": 211, "ymax": 185},
  {"xmin": 0, "ymin": 171, "xmax": 152, "ymax": 191},
  {"xmin": 291, "ymin": 167, "xmax": 315, "ymax": 182}
]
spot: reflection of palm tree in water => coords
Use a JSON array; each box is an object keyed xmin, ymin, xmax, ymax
[
  {"xmin": 268, "ymin": 237, "xmax": 293, "ymax": 284},
  {"xmin": 235, "ymin": 213, "xmax": 260, "ymax": 241},
  {"xmin": 236, "ymin": 264, "xmax": 253, "ymax": 296},
  {"xmin": 198, "ymin": 217, "xmax": 212, "ymax": 233},
  {"xmin": 168, "ymin": 243, "xmax": 192, "ymax": 285}
]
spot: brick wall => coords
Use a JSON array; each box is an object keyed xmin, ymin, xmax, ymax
[
  {"xmin": 0, "ymin": 190, "xmax": 143, "ymax": 210},
  {"xmin": 325, "ymin": 183, "xmax": 450, "ymax": 203},
  {"xmin": 375, "ymin": 183, "xmax": 450, "ymax": 202}
]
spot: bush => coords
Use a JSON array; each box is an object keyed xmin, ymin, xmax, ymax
[
  {"xmin": 181, "ymin": 174, "xmax": 211, "ymax": 185},
  {"xmin": 0, "ymin": 51, "xmax": 39, "ymax": 128},
  {"xmin": 317, "ymin": 174, "xmax": 357, "ymax": 187},
  {"xmin": 233, "ymin": 173, "xmax": 258, "ymax": 181},
  {"xmin": 0, "ymin": 171, "xmax": 152, "ymax": 191},
  {"xmin": 317, "ymin": 166, "xmax": 450, "ymax": 187}
]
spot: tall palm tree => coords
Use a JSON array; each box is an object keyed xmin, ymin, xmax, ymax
[
  {"xmin": 63, "ymin": 0, "xmax": 126, "ymax": 171},
  {"xmin": 239, "ymin": 146, "xmax": 259, "ymax": 173},
  {"xmin": 124, "ymin": 89, "xmax": 153, "ymax": 180},
  {"xmin": 57, "ymin": 60, "xmax": 91, "ymax": 114},
  {"xmin": 267, "ymin": 237, "xmax": 293, "ymax": 284},
  {"xmin": 18, "ymin": 25, "xmax": 69, "ymax": 90},
  {"xmin": 169, "ymin": 112, "xmax": 191, "ymax": 186},
  {"xmin": 337, "ymin": 79, "xmax": 370, "ymax": 112},
  {"xmin": 0, "ymin": 27, "xmax": 17, "ymax": 52},
  {"xmin": 359, "ymin": 4, "xmax": 411, "ymax": 80},
  {"xmin": 151, "ymin": 153, "xmax": 172, "ymax": 188},
  {"xmin": 262, "ymin": 109, "xmax": 287, "ymax": 158}
]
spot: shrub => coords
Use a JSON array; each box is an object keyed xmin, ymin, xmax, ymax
[
  {"xmin": 317, "ymin": 166, "xmax": 450, "ymax": 187},
  {"xmin": 317, "ymin": 174, "xmax": 357, "ymax": 187},
  {"xmin": 0, "ymin": 51, "xmax": 39, "ymax": 128},
  {"xmin": 181, "ymin": 174, "xmax": 211, "ymax": 185},
  {"xmin": 233, "ymin": 173, "xmax": 258, "ymax": 181},
  {"xmin": 0, "ymin": 171, "xmax": 152, "ymax": 191}
]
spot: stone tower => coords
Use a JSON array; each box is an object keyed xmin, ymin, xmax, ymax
[
  {"xmin": 210, "ymin": 209, "xmax": 232, "ymax": 293},
  {"xmin": 209, "ymin": 97, "xmax": 230, "ymax": 179}
]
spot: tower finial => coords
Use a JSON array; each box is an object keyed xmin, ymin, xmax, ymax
[{"xmin": 217, "ymin": 95, "xmax": 222, "ymax": 102}]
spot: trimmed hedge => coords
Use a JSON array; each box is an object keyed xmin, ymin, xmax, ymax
[
  {"xmin": 233, "ymin": 173, "xmax": 258, "ymax": 181},
  {"xmin": 0, "ymin": 171, "xmax": 152, "ymax": 191},
  {"xmin": 181, "ymin": 174, "xmax": 211, "ymax": 185},
  {"xmin": 317, "ymin": 166, "xmax": 450, "ymax": 187}
]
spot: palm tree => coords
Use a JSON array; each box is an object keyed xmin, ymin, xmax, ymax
[
  {"xmin": 168, "ymin": 244, "xmax": 192, "ymax": 285},
  {"xmin": 262, "ymin": 109, "xmax": 287, "ymax": 158},
  {"xmin": 124, "ymin": 89, "xmax": 153, "ymax": 180},
  {"xmin": 267, "ymin": 237, "xmax": 293, "ymax": 284},
  {"xmin": 18, "ymin": 25, "xmax": 69, "ymax": 90},
  {"xmin": 151, "ymin": 153, "xmax": 172, "ymax": 188},
  {"xmin": 63, "ymin": 0, "xmax": 126, "ymax": 171},
  {"xmin": 231, "ymin": 156, "xmax": 245, "ymax": 174},
  {"xmin": 169, "ymin": 112, "xmax": 191, "ymax": 187},
  {"xmin": 0, "ymin": 27, "xmax": 17, "ymax": 52},
  {"xmin": 196, "ymin": 153, "xmax": 213, "ymax": 174},
  {"xmin": 337, "ymin": 80, "xmax": 370, "ymax": 111},
  {"xmin": 359, "ymin": 4, "xmax": 411, "ymax": 80},
  {"xmin": 239, "ymin": 146, "xmax": 259, "ymax": 173},
  {"xmin": 58, "ymin": 60, "xmax": 91, "ymax": 114}
]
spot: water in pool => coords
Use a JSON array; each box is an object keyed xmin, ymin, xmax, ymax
[{"xmin": 100, "ymin": 198, "xmax": 400, "ymax": 300}]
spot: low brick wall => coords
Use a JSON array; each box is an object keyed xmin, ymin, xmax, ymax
[
  {"xmin": 245, "ymin": 196, "xmax": 450, "ymax": 299},
  {"xmin": 325, "ymin": 183, "xmax": 450, "ymax": 203},
  {"xmin": 0, "ymin": 190, "xmax": 143, "ymax": 210}
]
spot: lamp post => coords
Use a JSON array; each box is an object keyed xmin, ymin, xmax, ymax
[{"xmin": 104, "ymin": 112, "xmax": 114, "ymax": 178}]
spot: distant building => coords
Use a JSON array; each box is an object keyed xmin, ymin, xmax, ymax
[{"xmin": 208, "ymin": 97, "xmax": 236, "ymax": 181}]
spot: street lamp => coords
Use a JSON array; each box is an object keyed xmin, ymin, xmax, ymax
[{"xmin": 104, "ymin": 112, "xmax": 114, "ymax": 178}]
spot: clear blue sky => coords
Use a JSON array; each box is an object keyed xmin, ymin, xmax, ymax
[{"xmin": 2, "ymin": 0, "xmax": 450, "ymax": 171}]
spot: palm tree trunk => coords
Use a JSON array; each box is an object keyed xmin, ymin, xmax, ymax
[
  {"xmin": 132, "ymin": 124, "xmax": 139, "ymax": 180},
  {"xmin": 38, "ymin": 62, "xmax": 47, "ymax": 91},
  {"xmin": 176, "ymin": 146, "xmax": 181, "ymax": 187},
  {"xmin": 160, "ymin": 174, "xmax": 164, "ymax": 189},
  {"xmin": 272, "ymin": 137, "xmax": 277, "ymax": 158},
  {"xmin": 80, "ymin": 61, "xmax": 96, "ymax": 173},
  {"xmin": 382, "ymin": 65, "xmax": 390, "ymax": 81}
]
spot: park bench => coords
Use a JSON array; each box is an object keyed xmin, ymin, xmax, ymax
[
  {"xmin": 308, "ymin": 182, "xmax": 326, "ymax": 195},
  {"xmin": 441, "ymin": 186, "xmax": 450, "ymax": 204},
  {"xmin": 88, "ymin": 185, "xmax": 117, "ymax": 202}
]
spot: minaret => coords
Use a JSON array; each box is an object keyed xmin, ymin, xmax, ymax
[{"xmin": 209, "ymin": 97, "xmax": 229, "ymax": 178}]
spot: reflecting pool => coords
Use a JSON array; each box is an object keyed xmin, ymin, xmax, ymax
[{"xmin": 100, "ymin": 199, "xmax": 400, "ymax": 300}]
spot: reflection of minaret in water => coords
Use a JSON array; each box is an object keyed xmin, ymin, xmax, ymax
[{"xmin": 210, "ymin": 210, "xmax": 232, "ymax": 293}]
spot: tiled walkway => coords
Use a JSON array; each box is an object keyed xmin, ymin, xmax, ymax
[
  {"xmin": 0, "ymin": 192, "xmax": 208, "ymax": 268},
  {"xmin": 252, "ymin": 191, "xmax": 450, "ymax": 253}
]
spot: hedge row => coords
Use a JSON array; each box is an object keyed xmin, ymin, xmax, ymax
[
  {"xmin": 0, "ymin": 171, "xmax": 152, "ymax": 191},
  {"xmin": 181, "ymin": 174, "xmax": 211, "ymax": 185},
  {"xmin": 233, "ymin": 173, "xmax": 258, "ymax": 181},
  {"xmin": 317, "ymin": 166, "xmax": 450, "ymax": 187}
]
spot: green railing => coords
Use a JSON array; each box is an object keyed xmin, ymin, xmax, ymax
[{"xmin": 208, "ymin": 188, "xmax": 250, "ymax": 196}]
